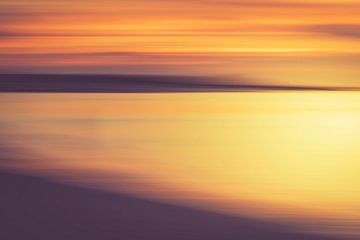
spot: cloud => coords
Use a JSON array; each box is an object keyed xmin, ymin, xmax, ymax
[
  {"xmin": 0, "ymin": 31, "xmax": 30, "ymax": 38},
  {"xmin": 311, "ymin": 24, "xmax": 360, "ymax": 39}
]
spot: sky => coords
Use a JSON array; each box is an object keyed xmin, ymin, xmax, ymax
[{"xmin": 1, "ymin": 0, "xmax": 360, "ymax": 87}]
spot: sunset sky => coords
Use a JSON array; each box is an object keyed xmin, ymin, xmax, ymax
[
  {"xmin": 1, "ymin": 0, "xmax": 360, "ymax": 87},
  {"xmin": 2, "ymin": 2, "xmax": 360, "ymax": 239}
]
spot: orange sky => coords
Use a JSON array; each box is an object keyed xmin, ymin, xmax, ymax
[{"xmin": 1, "ymin": 0, "xmax": 360, "ymax": 87}]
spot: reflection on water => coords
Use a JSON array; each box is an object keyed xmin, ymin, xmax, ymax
[{"xmin": 1, "ymin": 92, "xmax": 360, "ymax": 237}]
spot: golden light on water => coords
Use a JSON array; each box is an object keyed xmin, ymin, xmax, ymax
[{"xmin": 1, "ymin": 92, "xmax": 360, "ymax": 237}]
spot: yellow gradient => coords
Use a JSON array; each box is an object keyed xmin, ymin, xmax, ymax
[{"xmin": 1, "ymin": 92, "xmax": 360, "ymax": 237}]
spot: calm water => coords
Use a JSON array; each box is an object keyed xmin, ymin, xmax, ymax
[{"xmin": 1, "ymin": 92, "xmax": 360, "ymax": 237}]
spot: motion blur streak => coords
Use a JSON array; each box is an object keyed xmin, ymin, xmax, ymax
[
  {"xmin": 1, "ymin": 0, "xmax": 360, "ymax": 239},
  {"xmin": 1, "ymin": 92, "xmax": 360, "ymax": 238},
  {"xmin": 0, "ymin": 0, "xmax": 360, "ymax": 87}
]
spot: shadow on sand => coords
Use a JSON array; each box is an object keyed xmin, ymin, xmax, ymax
[{"xmin": 0, "ymin": 169, "xmax": 345, "ymax": 240}]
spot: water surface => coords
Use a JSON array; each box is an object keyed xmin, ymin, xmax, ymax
[{"xmin": 1, "ymin": 92, "xmax": 359, "ymax": 237}]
